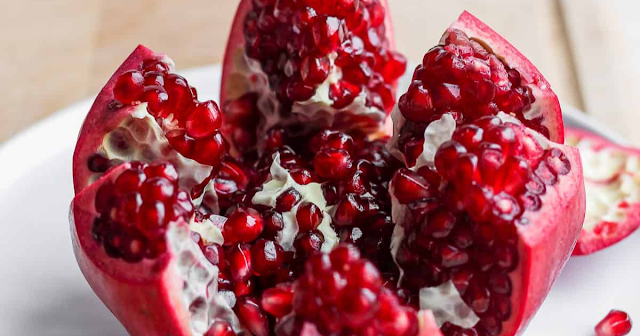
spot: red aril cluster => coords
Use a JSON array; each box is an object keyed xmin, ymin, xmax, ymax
[
  {"xmin": 595, "ymin": 310, "xmax": 633, "ymax": 336},
  {"xmin": 281, "ymin": 244, "xmax": 418, "ymax": 336},
  {"xmin": 92, "ymin": 161, "xmax": 194, "ymax": 262},
  {"xmin": 392, "ymin": 117, "xmax": 572, "ymax": 335},
  {"xmin": 113, "ymin": 59, "xmax": 228, "ymax": 167}
]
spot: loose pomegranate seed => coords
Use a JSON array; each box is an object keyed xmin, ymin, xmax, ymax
[
  {"xmin": 596, "ymin": 310, "xmax": 633, "ymax": 336},
  {"xmin": 223, "ymin": 207, "xmax": 264, "ymax": 244},
  {"xmin": 296, "ymin": 202, "xmax": 324, "ymax": 232}
]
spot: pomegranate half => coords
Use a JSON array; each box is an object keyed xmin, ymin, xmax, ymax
[
  {"xmin": 565, "ymin": 127, "xmax": 640, "ymax": 255},
  {"xmin": 220, "ymin": 0, "xmax": 406, "ymax": 156},
  {"xmin": 386, "ymin": 11, "xmax": 585, "ymax": 336}
]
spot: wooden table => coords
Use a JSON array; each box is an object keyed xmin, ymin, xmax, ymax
[{"xmin": 2, "ymin": 0, "xmax": 639, "ymax": 144}]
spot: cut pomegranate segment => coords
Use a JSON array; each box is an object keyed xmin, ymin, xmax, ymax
[
  {"xmin": 73, "ymin": 45, "xmax": 237, "ymax": 215},
  {"xmin": 71, "ymin": 161, "xmax": 243, "ymax": 336},
  {"xmin": 566, "ymin": 127, "xmax": 640, "ymax": 255},
  {"xmin": 595, "ymin": 310, "xmax": 632, "ymax": 336},
  {"xmin": 221, "ymin": 0, "xmax": 406, "ymax": 156},
  {"xmin": 387, "ymin": 11, "xmax": 585, "ymax": 336}
]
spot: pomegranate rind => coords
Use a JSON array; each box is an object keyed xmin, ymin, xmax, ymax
[
  {"xmin": 450, "ymin": 11, "xmax": 564, "ymax": 143},
  {"xmin": 70, "ymin": 163, "xmax": 193, "ymax": 336},
  {"xmin": 566, "ymin": 127, "xmax": 640, "ymax": 255},
  {"xmin": 220, "ymin": 0, "xmax": 399, "ymax": 155},
  {"xmin": 505, "ymin": 145, "xmax": 585, "ymax": 336},
  {"xmin": 73, "ymin": 45, "xmax": 162, "ymax": 194}
]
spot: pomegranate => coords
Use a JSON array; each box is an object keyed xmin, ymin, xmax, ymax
[
  {"xmin": 386, "ymin": 12, "xmax": 585, "ymax": 336},
  {"xmin": 595, "ymin": 310, "xmax": 632, "ymax": 336},
  {"xmin": 221, "ymin": 0, "xmax": 406, "ymax": 156},
  {"xmin": 70, "ymin": 9, "xmax": 587, "ymax": 336},
  {"xmin": 565, "ymin": 127, "xmax": 640, "ymax": 255}
]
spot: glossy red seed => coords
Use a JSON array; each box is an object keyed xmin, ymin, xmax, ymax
[
  {"xmin": 300, "ymin": 55, "xmax": 330, "ymax": 85},
  {"xmin": 136, "ymin": 201, "xmax": 167, "ymax": 239},
  {"xmin": 140, "ymin": 85, "xmax": 169, "ymax": 116},
  {"xmin": 312, "ymin": 16, "xmax": 344, "ymax": 54},
  {"xmin": 435, "ymin": 141, "xmax": 467, "ymax": 179},
  {"xmin": 391, "ymin": 168, "xmax": 434, "ymax": 204},
  {"xmin": 398, "ymin": 83, "xmax": 435, "ymax": 122},
  {"xmin": 191, "ymin": 132, "xmax": 228, "ymax": 167},
  {"xmin": 275, "ymin": 187, "xmax": 302, "ymax": 212},
  {"xmin": 236, "ymin": 296, "xmax": 270, "ymax": 336},
  {"xmin": 261, "ymin": 283, "xmax": 294, "ymax": 318},
  {"xmin": 296, "ymin": 202, "xmax": 324, "ymax": 232},
  {"xmin": 294, "ymin": 230, "xmax": 325, "ymax": 255},
  {"xmin": 262, "ymin": 209, "xmax": 285, "ymax": 234},
  {"xmin": 228, "ymin": 244, "xmax": 253, "ymax": 282},
  {"xmin": 251, "ymin": 239, "xmax": 284, "ymax": 276},
  {"xmin": 186, "ymin": 100, "xmax": 222, "ymax": 139},
  {"xmin": 114, "ymin": 70, "xmax": 144, "ymax": 104},
  {"xmin": 314, "ymin": 148, "xmax": 353, "ymax": 180},
  {"xmin": 113, "ymin": 169, "xmax": 146, "ymax": 196},
  {"xmin": 595, "ymin": 310, "xmax": 633, "ymax": 336},
  {"xmin": 329, "ymin": 81, "xmax": 361, "ymax": 109},
  {"xmin": 333, "ymin": 194, "xmax": 365, "ymax": 227},
  {"xmin": 203, "ymin": 244, "xmax": 225, "ymax": 269},
  {"xmin": 204, "ymin": 320, "xmax": 237, "ymax": 336},
  {"xmin": 139, "ymin": 177, "xmax": 175, "ymax": 202}
]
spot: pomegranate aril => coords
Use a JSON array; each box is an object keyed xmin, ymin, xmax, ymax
[
  {"xmin": 140, "ymin": 85, "xmax": 169, "ymax": 116},
  {"xmin": 113, "ymin": 169, "xmax": 146, "ymax": 196},
  {"xmin": 137, "ymin": 201, "xmax": 167, "ymax": 239},
  {"xmin": 595, "ymin": 310, "xmax": 633, "ymax": 336},
  {"xmin": 203, "ymin": 244, "xmax": 226, "ymax": 269},
  {"xmin": 300, "ymin": 55, "xmax": 330, "ymax": 85},
  {"xmin": 190, "ymin": 131, "xmax": 228, "ymax": 167},
  {"xmin": 263, "ymin": 209, "xmax": 285, "ymax": 234},
  {"xmin": 314, "ymin": 148, "xmax": 353, "ymax": 180},
  {"xmin": 114, "ymin": 70, "xmax": 144, "ymax": 104},
  {"xmin": 204, "ymin": 321, "xmax": 237, "ymax": 336},
  {"xmin": 329, "ymin": 81, "xmax": 361, "ymax": 109},
  {"xmin": 251, "ymin": 239, "xmax": 284, "ymax": 276},
  {"xmin": 275, "ymin": 187, "xmax": 302, "ymax": 212},
  {"xmin": 312, "ymin": 15, "xmax": 345, "ymax": 54},
  {"xmin": 261, "ymin": 283, "xmax": 294, "ymax": 318},
  {"xmin": 398, "ymin": 83, "xmax": 435, "ymax": 122},
  {"xmin": 235, "ymin": 296, "xmax": 270, "ymax": 336},
  {"xmin": 294, "ymin": 230, "xmax": 324, "ymax": 255},
  {"xmin": 186, "ymin": 100, "xmax": 222, "ymax": 139},
  {"xmin": 333, "ymin": 194, "xmax": 366, "ymax": 227},
  {"xmin": 228, "ymin": 244, "xmax": 253, "ymax": 282},
  {"xmin": 224, "ymin": 207, "xmax": 264, "ymax": 244},
  {"xmin": 296, "ymin": 202, "xmax": 324, "ymax": 232},
  {"xmin": 392, "ymin": 168, "xmax": 434, "ymax": 204}
]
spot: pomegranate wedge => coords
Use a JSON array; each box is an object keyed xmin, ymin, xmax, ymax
[
  {"xmin": 566, "ymin": 127, "xmax": 640, "ymax": 255},
  {"xmin": 221, "ymin": 0, "xmax": 406, "ymax": 156},
  {"xmin": 387, "ymin": 12, "xmax": 585, "ymax": 336}
]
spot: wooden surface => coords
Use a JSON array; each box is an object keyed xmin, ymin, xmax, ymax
[{"xmin": 1, "ymin": 0, "xmax": 638, "ymax": 144}]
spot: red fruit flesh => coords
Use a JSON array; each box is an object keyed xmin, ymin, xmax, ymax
[
  {"xmin": 566, "ymin": 127, "xmax": 640, "ymax": 255},
  {"xmin": 73, "ymin": 45, "xmax": 234, "ymax": 214},
  {"xmin": 388, "ymin": 12, "xmax": 584, "ymax": 336},
  {"xmin": 71, "ymin": 162, "xmax": 242, "ymax": 336},
  {"xmin": 595, "ymin": 310, "xmax": 632, "ymax": 336},
  {"xmin": 221, "ymin": 0, "xmax": 406, "ymax": 156}
]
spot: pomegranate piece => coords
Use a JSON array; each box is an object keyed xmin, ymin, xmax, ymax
[
  {"xmin": 566, "ymin": 127, "xmax": 640, "ymax": 255},
  {"xmin": 221, "ymin": 0, "xmax": 406, "ymax": 155},
  {"xmin": 595, "ymin": 310, "xmax": 633, "ymax": 336},
  {"xmin": 388, "ymin": 12, "xmax": 585, "ymax": 336}
]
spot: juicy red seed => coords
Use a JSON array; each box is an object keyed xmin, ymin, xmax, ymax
[
  {"xmin": 314, "ymin": 148, "xmax": 353, "ymax": 180},
  {"xmin": 140, "ymin": 177, "xmax": 175, "ymax": 201},
  {"xmin": 114, "ymin": 70, "xmax": 144, "ymax": 104},
  {"xmin": 391, "ymin": 168, "xmax": 434, "ymax": 204},
  {"xmin": 263, "ymin": 127, "xmax": 286, "ymax": 151},
  {"xmin": 466, "ymin": 285, "xmax": 491, "ymax": 314},
  {"xmin": 235, "ymin": 296, "xmax": 270, "ymax": 336},
  {"xmin": 398, "ymin": 83, "xmax": 435, "ymax": 122},
  {"xmin": 140, "ymin": 85, "xmax": 169, "ymax": 116},
  {"xmin": 296, "ymin": 202, "xmax": 324, "ymax": 232},
  {"xmin": 203, "ymin": 244, "xmax": 226, "ymax": 269},
  {"xmin": 275, "ymin": 187, "xmax": 302, "ymax": 212},
  {"xmin": 137, "ymin": 201, "xmax": 167, "ymax": 239},
  {"xmin": 143, "ymin": 163, "xmax": 178, "ymax": 182},
  {"xmin": 340, "ymin": 170, "xmax": 370, "ymax": 195},
  {"xmin": 165, "ymin": 73, "xmax": 195, "ymax": 112},
  {"xmin": 488, "ymin": 274, "xmax": 512, "ymax": 295},
  {"xmin": 228, "ymin": 244, "xmax": 253, "ymax": 282},
  {"xmin": 186, "ymin": 100, "xmax": 222, "ymax": 139},
  {"xmin": 261, "ymin": 283, "xmax": 294, "ymax": 318},
  {"xmin": 141, "ymin": 59, "xmax": 170, "ymax": 73},
  {"xmin": 114, "ymin": 169, "xmax": 146, "ymax": 196},
  {"xmin": 88, "ymin": 153, "xmax": 111, "ymax": 173},
  {"xmin": 294, "ymin": 230, "xmax": 325, "ymax": 255},
  {"xmin": 329, "ymin": 81, "xmax": 361, "ymax": 109},
  {"xmin": 595, "ymin": 310, "xmax": 633, "ymax": 336},
  {"xmin": 382, "ymin": 51, "xmax": 408, "ymax": 82},
  {"xmin": 286, "ymin": 78, "xmax": 316, "ymax": 101},
  {"xmin": 289, "ymin": 168, "xmax": 316, "ymax": 185},
  {"xmin": 452, "ymin": 124, "xmax": 484, "ymax": 149},
  {"xmin": 312, "ymin": 16, "xmax": 345, "ymax": 54},
  {"xmin": 333, "ymin": 194, "xmax": 366, "ymax": 227},
  {"xmin": 435, "ymin": 141, "xmax": 467, "ymax": 179},
  {"xmin": 300, "ymin": 55, "xmax": 330, "ymax": 85},
  {"xmin": 204, "ymin": 321, "xmax": 237, "ymax": 336},
  {"xmin": 251, "ymin": 239, "xmax": 284, "ymax": 276},
  {"xmin": 263, "ymin": 209, "xmax": 285, "ymax": 234},
  {"xmin": 223, "ymin": 207, "xmax": 264, "ymax": 244},
  {"xmin": 190, "ymin": 131, "xmax": 228, "ymax": 167},
  {"xmin": 114, "ymin": 193, "xmax": 142, "ymax": 224}
]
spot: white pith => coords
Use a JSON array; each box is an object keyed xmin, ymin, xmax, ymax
[
  {"xmin": 252, "ymin": 153, "xmax": 338, "ymax": 252},
  {"xmin": 101, "ymin": 104, "xmax": 219, "ymax": 212},
  {"xmin": 167, "ymin": 220, "xmax": 243, "ymax": 335},
  {"xmin": 419, "ymin": 281, "xmax": 480, "ymax": 328},
  {"xmin": 226, "ymin": 48, "xmax": 386, "ymax": 146},
  {"xmin": 566, "ymin": 134, "xmax": 640, "ymax": 231},
  {"xmin": 388, "ymin": 112, "xmax": 551, "ymax": 328},
  {"xmin": 190, "ymin": 215, "xmax": 225, "ymax": 246}
]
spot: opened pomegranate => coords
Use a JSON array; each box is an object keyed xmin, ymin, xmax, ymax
[
  {"xmin": 595, "ymin": 310, "xmax": 633, "ymax": 336},
  {"xmin": 565, "ymin": 127, "xmax": 640, "ymax": 255},
  {"xmin": 70, "ymin": 8, "xmax": 586, "ymax": 336},
  {"xmin": 221, "ymin": 0, "xmax": 406, "ymax": 156},
  {"xmin": 387, "ymin": 11, "xmax": 585, "ymax": 336}
]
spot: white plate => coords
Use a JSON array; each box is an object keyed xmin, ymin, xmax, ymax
[{"xmin": 0, "ymin": 64, "xmax": 637, "ymax": 336}]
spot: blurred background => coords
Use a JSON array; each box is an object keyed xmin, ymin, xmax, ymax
[{"xmin": 1, "ymin": 0, "xmax": 639, "ymax": 144}]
